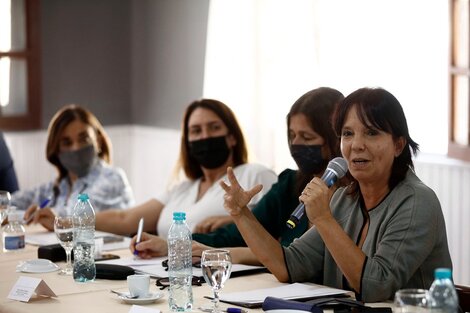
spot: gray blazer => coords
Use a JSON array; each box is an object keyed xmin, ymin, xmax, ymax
[{"xmin": 283, "ymin": 170, "xmax": 452, "ymax": 302}]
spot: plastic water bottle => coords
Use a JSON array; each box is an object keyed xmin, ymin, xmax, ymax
[
  {"xmin": 2, "ymin": 209, "xmax": 25, "ymax": 253},
  {"xmin": 167, "ymin": 212, "xmax": 193, "ymax": 311},
  {"xmin": 72, "ymin": 193, "xmax": 96, "ymax": 282},
  {"xmin": 429, "ymin": 268, "xmax": 459, "ymax": 313}
]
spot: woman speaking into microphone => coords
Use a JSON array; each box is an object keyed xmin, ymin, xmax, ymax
[{"xmin": 221, "ymin": 87, "xmax": 452, "ymax": 302}]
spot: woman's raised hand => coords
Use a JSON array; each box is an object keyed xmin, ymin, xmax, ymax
[{"xmin": 220, "ymin": 167, "xmax": 263, "ymax": 216}]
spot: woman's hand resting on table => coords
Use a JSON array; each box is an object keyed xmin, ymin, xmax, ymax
[
  {"xmin": 193, "ymin": 215, "xmax": 233, "ymax": 234},
  {"xmin": 23, "ymin": 205, "xmax": 56, "ymax": 231},
  {"xmin": 130, "ymin": 232, "xmax": 168, "ymax": 258},
  {"xmin": 220, "ymin": 167, "xmax": 263, "ymax": 217},
  {"xmin": 191, "ymin": 241, "xmax": 213, "ymax": 257}
]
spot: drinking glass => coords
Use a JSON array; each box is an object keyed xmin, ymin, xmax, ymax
[
  {"xmin": 201, "ymin": 249, "xmax": 232, "ymax": 313},
  {"xmin": 54, "ymin": 215, "xmax": 74, "ymax": 275},
  {"xmin": 0, "ymin": 190, "xmax": 11, "ymax": 225},
  {"xmin": 394, "ymin": 289, "xmax": 431, "ymax": 313}
]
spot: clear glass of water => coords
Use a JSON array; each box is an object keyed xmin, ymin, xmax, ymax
[
  {"xmin": 201, "ymin": 249, "xmax": 232, "ymax": 313},
  {"xmin": 0, "ymin": 190, "xmax": 11, "ymax": 225},
  {"xmin": 54, "ymin": 215, "xmax": 73, "ymax": 275},
  {"xmin": 394, "ymin": 289, "xmax": 431, "ymax": 313}
]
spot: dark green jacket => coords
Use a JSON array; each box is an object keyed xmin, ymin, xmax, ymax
[{"xmin": 192, "ymin": 169, "xmax": 308, "ymax": 247}]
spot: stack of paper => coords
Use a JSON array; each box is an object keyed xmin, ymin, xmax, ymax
[{"xmin": 218, "ymin": 283, "xmax": 349, "ymax": 307}]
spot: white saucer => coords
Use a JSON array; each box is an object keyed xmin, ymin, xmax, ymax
[
  {"xmin": 17, "ymin": 259, "xmax": 60, "ymax": 273},
  {"xmin": 117, "ymin": 292, "xmax": 164, "ymax": 305}
]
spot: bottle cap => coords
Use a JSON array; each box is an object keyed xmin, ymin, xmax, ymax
[
  {"xmin": 434, "ymin": 268, "xmax": 452, "ymax": 279},
  {"xmin": 78, "ymin": 193, "xmax": 89, "ymax": 201},
  {"xmin": 173, "ymin": 212, "xmax": 186, "ymax": 221}
]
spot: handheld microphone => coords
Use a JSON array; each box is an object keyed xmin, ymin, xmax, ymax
[{"xmin": 286, "ymin": 157, "xmax": 348, "ymax": 229}]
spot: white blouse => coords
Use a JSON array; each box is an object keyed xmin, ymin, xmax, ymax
[{"xmin": 155, "ymin": 163, "xmax": 277, "ymax": 238}]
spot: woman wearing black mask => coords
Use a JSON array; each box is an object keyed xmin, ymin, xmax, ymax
[
  {"xmin": 129, "ymin": 87, "xmax": 346, "ymax": 260},
  {"xmin": 18, "ymin": 105, "xmax": 134, "ymax": 229},
  {"xmin": 82, "ymin": 99, "xmax": 275, "ymax": 244}
]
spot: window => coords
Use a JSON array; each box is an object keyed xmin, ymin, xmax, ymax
[
  {"xmin": 203, "ymin": 0, "xmax": 448, "ymax": 172},
  {"xmin": 0, "ymin": 0, "xmax": 41, "ymax": 130},
  {"xmin": 449, "ymin": 0, "xmax": 470, "ymax": 161}
]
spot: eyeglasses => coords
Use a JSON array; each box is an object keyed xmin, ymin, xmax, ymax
[
  {"xmin": 155, "ymin": 276, "xmax": 205, "ymax": 290},
  {"xmin": 161, "ymin": 257, "xmax": 202, "ymax": 271}
]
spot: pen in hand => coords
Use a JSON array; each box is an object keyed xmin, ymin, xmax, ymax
[
  {"xmin": 25, "ymin": 198, "xmax": 51, "ymax": 224},
  {"xmin": 133, "ymin": 217, "xmax": 144, "ymax": 256}
]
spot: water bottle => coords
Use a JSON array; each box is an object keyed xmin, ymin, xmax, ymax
[
  {"xmin": 2, "ymin": 209, "xmax": 25, "ymax": 253},
  {"xmin": 72, "ymin": 193, "xmax": 96, "ymax": 282},
  {"xmin": 429, "ymin": 268, "xmax": 459, "ymax": 313},
  {"xmin": 167, "ymin": 212, "xmax": 193, "ymax": 311}
]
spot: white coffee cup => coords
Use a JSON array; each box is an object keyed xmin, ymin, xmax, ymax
[{"xmin": 127, "ymin": 274, "xmax": 150, "ymax": 298}]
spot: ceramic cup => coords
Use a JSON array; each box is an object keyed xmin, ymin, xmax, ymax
[{"xmin": 127, "ymin": 274, "xmax": 150, "ymax": 298}]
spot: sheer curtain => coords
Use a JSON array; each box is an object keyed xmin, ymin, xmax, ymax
[
  {"xmin": 203, "ymin": 0, "xmax": 448, "ymax": 172},
  {"xmin": 203, "ymin": 0, "xmax": 320, "ymax": 172}
]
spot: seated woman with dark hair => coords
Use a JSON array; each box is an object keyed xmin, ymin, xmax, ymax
[
  {"xmin": 130, "ymin": 87, "xmax": 347, "ymax": 263},
  {"xmin": 220, "ymin": 87, "xmax": 452, "ymax": 302}
]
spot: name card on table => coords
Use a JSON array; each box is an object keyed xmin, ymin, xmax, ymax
[{"xmin": 8, "ymin": 276, "xmax": 57, "ymax": 302}]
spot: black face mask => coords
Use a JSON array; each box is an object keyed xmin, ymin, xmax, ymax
[
  {"xmin": 58, "ymin": 145, "xmax": 98, "ymax": 177},
  {"xmin": 289, "ymin": 144, "xmax": 328, "ymax": 175},
  {"xmin": 188, "ymin": 136, "xmax": 231, "ymax": 169}
]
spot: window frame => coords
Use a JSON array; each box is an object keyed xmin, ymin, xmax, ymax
[
  {"xmin": 0, "ymin": 0, "xmax": 41, "ymax": 130},
  {"xmin": 449, "ymin": 0, "xmax": 470, "ymax": 161}
]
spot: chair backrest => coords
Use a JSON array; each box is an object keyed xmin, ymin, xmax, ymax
[{"xmin": 455, "ymin": 284, "xmax": 470, "ymax": 313}]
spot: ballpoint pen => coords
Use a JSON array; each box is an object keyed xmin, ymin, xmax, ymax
[
  {"xmin": 25, "ymin": 198, "xmax": 51, "ymax": 223},
  {"xmin": 133, "ymin": 217, "xmax": 144, "ymax": 256}
]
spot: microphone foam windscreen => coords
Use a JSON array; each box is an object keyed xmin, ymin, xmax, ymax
[{"xmin": 327, "ymin": 157, "xmax": 348, "ymax": 178}]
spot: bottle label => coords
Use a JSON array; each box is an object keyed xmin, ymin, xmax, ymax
[{"xmin": 4, "ymin": 235, "xmax": 25, "ymax": 250}]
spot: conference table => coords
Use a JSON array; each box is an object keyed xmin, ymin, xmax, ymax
[
  {"xmin": 0, "ymin": 225, "xmax": 392, "ymax": 313},
  {"xmin": 0, "ymin": 225, "xmax": 302, "ymax": 313}
]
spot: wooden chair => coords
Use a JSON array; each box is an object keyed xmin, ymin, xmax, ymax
[{"xmin": 455, "ymin": 285, "xmax": 470, "ymax": 313}]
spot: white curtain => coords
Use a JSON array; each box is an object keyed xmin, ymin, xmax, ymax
[
  {"xmin": 203, "ymin": 0, "xmax": 449, "ymax": 173},
  {"xmin": 203, "ymin": 0, "xmax": 321, "ymax": 172}
]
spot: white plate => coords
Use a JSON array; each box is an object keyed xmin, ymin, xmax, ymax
[
  {"xmin": 17, "ymin": 259, "xmax": 60, "ymax": 273},
  {"xmin": 117, "ymin": 292, "xmax": 164, "ymax": 305}
]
